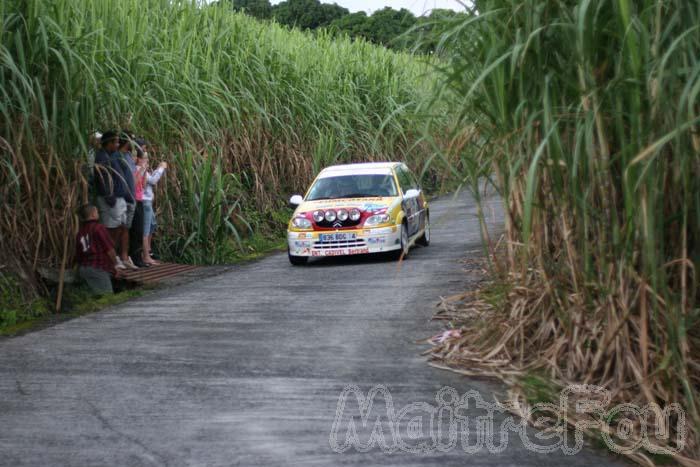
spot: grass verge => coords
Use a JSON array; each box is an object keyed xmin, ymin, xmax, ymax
[
  {"xmin": 1, "ymin": 229, "xmax": 286, "ymax": 337},
  {"xmin": 0, "ymin": 288, "xmax": 145, "ymax": 338}
]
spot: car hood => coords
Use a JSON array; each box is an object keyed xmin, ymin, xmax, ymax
[{"xmin": 295, "ymin": 196, "xmax": 399, "ymax": 214}]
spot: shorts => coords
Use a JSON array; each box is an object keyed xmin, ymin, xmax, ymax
[
  {"xmin": 97, "ymin": 196, "xmax": 127, "ymax": 229},
  {"xmin": 142, "ymin": 200, "xmax": 157, "ymax": 236},
  {"xmin": 79, "ymin": 266, "xmax": 113, "ymax": 295},
  {"xmin": 125, "ymin": 201, "xmax": 136, "ymax": 229}
]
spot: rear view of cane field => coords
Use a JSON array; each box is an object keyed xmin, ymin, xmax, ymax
[{"xmin": 1, "ymin": 0, "xmax": 698, "ymax": 466}]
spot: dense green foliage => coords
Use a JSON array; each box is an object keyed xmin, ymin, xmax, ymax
[
  {"xmin": 433, "ymin": 0, "xmax": 700, "ymax": 461},
  {"xmin": 227, "ymin": 0, "xmax": 273, "ymax": 19},
  {"xmin": 0, "ymin": 274, "xmax": 50, "ymax": 329},
  {"xmin": 332, "ymin": 7, "xmax": 416, "ymax": 48},
  {"xmin": 0, "ymin": 0, "xmax": 444, "ymax": 306},
  {"xmin": 272, "ymin": 0, "xmax": 348, "ymax": 30},
  {"xmin": 228, "ymin": 0, "xmax": 467, "ymax": 52}
]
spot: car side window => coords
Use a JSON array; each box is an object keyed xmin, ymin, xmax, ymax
[
  {"xmin": 396, "ymin": 166, "xmax": 417, "ymax": 194},
  {"xmin": 406, "ymin": 168, "xmax": 420, "ymax": 191},
  {"xmin": 396, "ymin": 167, "xmax": 412, "ymax": 194}
]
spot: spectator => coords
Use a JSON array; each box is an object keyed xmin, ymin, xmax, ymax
[
  {"xmin": 128, "ymin": 139, "xmax": 148, "ymax": 268},
  {"xmin": 112, "ymin": 132, "xmax": 139, "ymax": 270},
  {"xmin": 85, "ymin": 131, "xmax": 101, "ymax": 186},
  {"xmin": 75, "ymin": 204, "xmax": 118, "ymax": 295},
  {"xmin": 140, "ymin": 148, "xmax": 167, "ymax": 265},
  {"xmin": 94, "ymin": 130, "xmax": 129, "ymax": 271}
]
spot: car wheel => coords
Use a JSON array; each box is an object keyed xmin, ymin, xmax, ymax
[
  {"xmin": 417, "ymin": 215, "xmax": 430, "ymax": 246},
  {"xmin": 392, "ymin": 222, "xmax": 410, "ymax": 260},
  {"xmin": 288, "ymin": 250, "xmax": 308, "ymax": 266}
]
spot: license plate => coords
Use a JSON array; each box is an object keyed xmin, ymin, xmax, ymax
[{"xmin": 319, "ymin": 233, "xmax": 356, "ymax": 242}]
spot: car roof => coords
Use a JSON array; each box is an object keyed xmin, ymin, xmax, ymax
[{"xmin": 318, "ymin": 162, "xmax": 402, "ymax": 178}]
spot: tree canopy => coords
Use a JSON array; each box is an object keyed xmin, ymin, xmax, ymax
[
  {"xmin": 271, "ymin": 0, "xmax": 349, "ymax": 30},
  {"xmin": 227, "ymin": 0, "xmax": 468, "ymax": 53},
  {"xmin": 229, "ymin": 0, "xmax": 273, "ymax": 19}
]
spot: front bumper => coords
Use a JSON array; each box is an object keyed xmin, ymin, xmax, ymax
[{"xmin": 287, "ymin": 226, "xmax": 402, "ymax": 257}]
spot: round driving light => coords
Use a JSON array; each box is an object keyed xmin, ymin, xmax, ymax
[
  {"xmin": 324, "ymin": 210, "xmax": 337, "ymax": 222},
  {"xmin": 312, "ymin": 210, "xmax": 325, "ymax": 223},
  {"xmin": 337, "ymin": 209, "xmax": 349, "ymax": 221},
  {"xmin": 349, "ymin": 208, "xmax": 361, "ymax": 221},
  {"xmin": 292, "ymin": 217, "xmax": 312, "ymax": 229}
]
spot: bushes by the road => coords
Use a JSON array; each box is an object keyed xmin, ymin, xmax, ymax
[
  {"xmin": 0, "ymin": 0, "xmax": 443, "ymax": 279},
  {"xmin": 431, "ymin": 0, "xmax": 699, "ymax": 463}
]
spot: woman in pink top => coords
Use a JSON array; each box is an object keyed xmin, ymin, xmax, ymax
[
  {"xmin": 134, "ymin": 161, "xmax": 145, "ymax": 201},
  {"xmin": 128, "ymin": 144, "xmax": 148, "ymax": 268}
]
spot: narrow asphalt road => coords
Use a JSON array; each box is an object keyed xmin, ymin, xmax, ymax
[{"xmin": 0, "ymin": 191, "xmax": 624, "ymax": 466}]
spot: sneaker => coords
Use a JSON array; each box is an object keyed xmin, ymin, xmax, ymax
[
  {"xmin": 124, "ymin": 256, "xmax": 139, "ymax": 270},
  {"xmin": 115, "ymin": 257, "xmax": 127, "ymax": 270}
]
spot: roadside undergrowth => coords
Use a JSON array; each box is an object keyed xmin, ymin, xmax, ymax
[
  {"xmin": 425, "ymin": 1, "xmax": 699, "ymax": 464},
  {"xmin": 429, "ymin": 270, "xmax": 695, "ymax": 466}
]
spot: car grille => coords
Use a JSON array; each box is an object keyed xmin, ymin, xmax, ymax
[
  {"xmin": 313, "ymin": 238, "xmax": 367, "ymax": 249},
  {"xmin": 314, "ymin": 218, "xmax": 361, "ymax": 229}
]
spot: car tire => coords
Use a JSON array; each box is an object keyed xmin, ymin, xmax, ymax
[
  {"xmin": 417, "ymin": 214, "xmax": 430, "ymax": 246},
  {"xmin": 392, "ymin": 222, "xmax": 410, "ymax": 260},
  {"xmin": 288, "ymin": 250, "xmax": 308, "ymax": 266}
]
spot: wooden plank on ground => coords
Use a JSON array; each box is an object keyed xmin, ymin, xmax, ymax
[{"xmin": 120, "ymin": 263, "xmax": 199, "ymax": 285}]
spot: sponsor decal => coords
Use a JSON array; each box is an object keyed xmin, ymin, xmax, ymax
[
  {"xmin": 368, "ymin": 227, "xmax": 394, "ymax": 235},
  {"xmin": 301, "ymin": 198, "xmax": 388, "ymax": 210},
  {"xmin": 362, "ymin": 203, "xmax": 388, "ymax": 213},
  {"xmin": 311, "ymin": 248, "xmax": 370, "ymax": 257},
  {"xmin": 297, "ymin": 198, "xmax": 395, "ymax": 214}
]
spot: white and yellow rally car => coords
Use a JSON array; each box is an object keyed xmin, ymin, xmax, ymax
[{"xmin": 286, "ymin": 162, "xmax": 430, "ymax": 265}]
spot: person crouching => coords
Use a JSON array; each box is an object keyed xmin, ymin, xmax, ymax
[{"xmin": 75, "ymin": 204, "xmax": 119, "ymax": 295}]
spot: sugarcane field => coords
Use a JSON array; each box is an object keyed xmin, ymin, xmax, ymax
[{"xmin": 0, "ymin": 1, "xmax": 698, "ymax": 466}]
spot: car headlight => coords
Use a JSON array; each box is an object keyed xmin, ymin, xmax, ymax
[
  {"xmin": 292, "ymin": 217, "xmax": 312, "ymax": 229},
  {"xmin": 324, "ymin": 210, "xmax": 337, "ymax": 222},
  {"xmin": 364, "ymin": 214, "xmax": 391, "ymax": 226},
  {"xmin": 349, "ymin": 208, "xmax": 361, "ymax": 221},
  {"xmin": 312, "ymin": 210, "xmax": 325, "ymax": 223},
  {"xmin": 337, "ymin": 209, "xmax": 349, "ymax": 221}
]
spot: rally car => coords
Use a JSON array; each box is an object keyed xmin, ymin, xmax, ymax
[{"xmin": 286, "ymin": 162, "xmax": 430, "ymax": 265}]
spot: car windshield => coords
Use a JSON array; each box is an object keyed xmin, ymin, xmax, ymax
[{"xmin": 306, "ymin": 174, "xmax": 398, "ymax": 200}]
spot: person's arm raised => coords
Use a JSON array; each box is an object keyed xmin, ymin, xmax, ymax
[{"xmin": 147, "ymin": 162, "xmax": 167, "ymax": 185}]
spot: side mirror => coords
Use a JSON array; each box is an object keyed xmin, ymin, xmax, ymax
[
  {"xmin": 289, "ymin": 195, "xmax": 303, "ymax": 208},
  {"xmin": 404, "ymin": 188, "xmax": 420, "ymax": 199}
]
